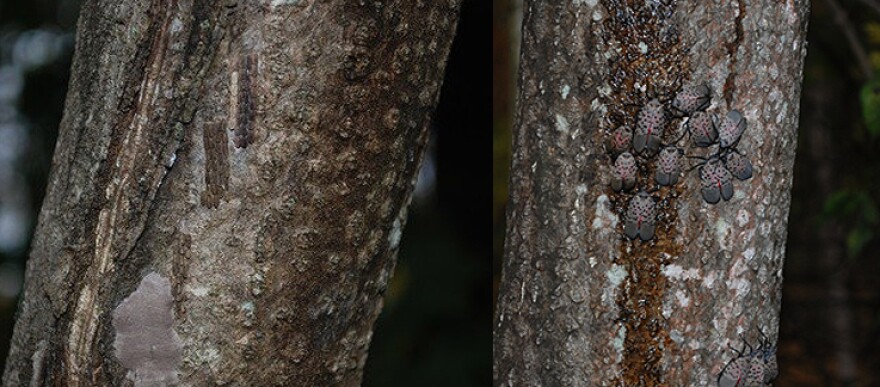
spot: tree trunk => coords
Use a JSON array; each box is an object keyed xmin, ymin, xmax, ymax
[
  {"xmin": 2, "ymin": 1, "xmax": 459, "ymax": 386},
  {"xmin": 494, "ymin": 1, "xmax": 809, "ymax": 386}
]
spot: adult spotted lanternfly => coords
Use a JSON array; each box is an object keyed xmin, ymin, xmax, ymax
[
  {"xmin": 671, "ymin": 83, "xmax": 711, "ymax": 116},
  {"xmin": 723, "ymin": 151, "xmax": 753, "ymax": 181},
  {"xmin": 718, "ymin": 110, "xmax": 747, "ymax": 148},
  {"xmin": 655, "ymin": 147, "xmax": 682, "ymax": 186},
  {"xmin": 624, "ymin": 191, "xmax": 656, "ymax": 241},
  {"xmin": 699, "ymin": 158, "xmax": 734, "ymax": 204},
  {"xmin": 717, "ymin": 333, "xmax": 778, "ymax": 387},
  {"xmin": 611, "ymin": 152, "xmax": 637, "ymax": 192},
  {"xmin": 608, "ymin": 125, "xmax": 633, "ymax": 154},
  {"xmin": 757, "ymin": 330, "xmax": 779, "ymax": 384},
  {"xmin": 634, "ymin": 99, "xmax": 665, "ymax": 155},
  {"xmin": 687, "ymin": 111, "xmax": 718, "ymax": 147},
  {"xmin": 717, "ymin": 356, "xmax": 750, "ymax": 387}
]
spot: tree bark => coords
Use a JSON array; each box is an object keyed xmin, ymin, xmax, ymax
[
  {"xmin": 2, "ymin": 1, "xmax": 460, "ymax": 386},
  {"xmin": 494, "ymin": 1, "xmax": 809, "ymax": 386}
]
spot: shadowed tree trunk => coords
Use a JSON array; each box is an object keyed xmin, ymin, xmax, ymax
[
  {"xmin": 494, "ymin": 1, "xmax": 809, "ymax": 385},
  {"xmin": 2, "ymin": 1, "xmax": 460, "ymax": 386}
]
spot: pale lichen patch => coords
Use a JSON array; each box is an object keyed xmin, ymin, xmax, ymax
[
  {"xmin": 669, "ymin": 329, "xmax": 684, "ymax": 345},
  {"xmin": 388, "ymin": 217, "xmax": 403, "ymax": 251},
  {"xmin": 662, "ymin": 264, "xmax": 700, "ymax": 281},
  {"xmin": 714, "ymin": 219, "xmax": 731, "ymax": 250},
  {"xmin": 743, "ymin": 247, "xmax": 755, "ymax": 262},
  {"xmin": 675, "ymin": 290, "xmax": 690, "ymax": 307},
  {"xmin": 188, "ymin": 285, "xmax": 210, "ymax": 297},
  {"xmin": 702, "ymin": 271, "xmax": 717, "ymax": 289},
  {"xmin": 555, "ymin": 114, "xmax": 570, "ymax": 134},
  {"xmin": 736, "ymin": 209, "xmax": 750, "ymax": 227},
  {"xmin": 726, "ymin": 276, "xmax": 751, "ymax": 299},
  {"xmin": 602, "ymin": 263, "xmax": 627, "ymax": 308},
  {"xmin": 613, "ymin": 324, "xmax": 626, "ymax": 359},
  {"xmin": 592, "ymin": 194, "xmax": 619, "ymax": 230}
]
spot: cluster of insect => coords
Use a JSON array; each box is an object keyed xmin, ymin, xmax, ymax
[
  {"xmin": 609, "ymin": 83, "xmax": 754, "ymax": 241},
  {"xmin": 717, "ymin": 332, "xmax": 779, "ymax": 387}
]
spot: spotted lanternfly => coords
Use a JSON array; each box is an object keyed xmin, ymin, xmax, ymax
[
  {"xmin": 758, "ymin": 331, "xmax": 778, "ymax": 384},
  {"xmin": 672, "ymin": 83, "xmax": 711, "ymax": 116},
  {"xmin": 611, "ymin": 152, "xmax": 637, "ymax": 192},
  {"xmin": 763, "ymin": 352, "xmax": 778, "ymax": 384},
  {"xmin": 608, "ymin": 125, "xmax": 633, "ymax": 154},
  {"xmin": 655, "ymin": 147, "xmax": 682, "ymax": 186},
  {"xmin": 717, "ymin": 356, "xmax": 749, "ymax": 387},
  {"xmin": 699, "ymin": 159, "xmax": 734, "ymax": 204},
  {"xmin": 745, "ymin": 357, "xmax": 765, "ymax": 386},
  {"xmin": 634, "ymin": 99, "xmax": 665, "ymax": 154},
  {"xmin": 723, "ymin": 151, "xmax": 753, "ymax": 180},
  {"xmin": 687, "ymin": 111, "xmax": 718, "ymax": 147},
  {"xmin": 624, "ymin": 191, "xmax": 656, "ymax": 241},
  {"xmin": 718, "ymin": 110, "xmax": 747, "ymax": 148}
]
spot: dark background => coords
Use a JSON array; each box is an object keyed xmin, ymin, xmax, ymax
[
  {"xmin": 492, "ymin": 0, "xmax": 880, "ymax": 385},
  {"xmin": 0, "ymin": 1, "xmax": 491, "ymax": 386}
]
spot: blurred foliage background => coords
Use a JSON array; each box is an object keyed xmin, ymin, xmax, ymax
[
  {"xmin": 0, "ymin": 1, "xmax": 491, "ymax": 386},
  {"xmin": 494, "ymin": 0, "xmax": 880, "ymax": 385}
]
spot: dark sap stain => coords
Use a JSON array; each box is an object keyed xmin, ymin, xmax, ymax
[{"xmin": 599, "ymin": 0, "xmax": 688, "ymax": 384}]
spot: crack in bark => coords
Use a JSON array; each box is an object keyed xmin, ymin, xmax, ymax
[
  {"xmin": 723, "ymin": 0, "xmax": 745, "ymax": 105},
  {"xmin": 64, "ymin": 4, "xmax": 179, "ymax": 384}
]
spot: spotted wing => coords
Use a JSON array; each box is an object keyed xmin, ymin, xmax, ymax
[
  {"xmin": 638, "ymin": 219, "xmax": 655, "ymax": 241},
  {"xmin": 717, "ymin": 357, "xmax": 748, "ymax": 387},
  {"xmin": 724, "ymin": 152, "xmax": 753, "ymax": 180},
  {"xmin": 688, "ymin": 111, "xmax": 717, "ymax": 147},
  {"xmin": 700, "ymin": 165, "xmax": 722, "ymax": 204}
]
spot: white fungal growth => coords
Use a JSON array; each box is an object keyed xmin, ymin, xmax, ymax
[{"xmin": 112, "ymin": 272, "xmax": 182, "ymax": 387}]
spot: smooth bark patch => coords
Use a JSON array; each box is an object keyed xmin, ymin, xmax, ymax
[{"xmin": 112, "ymin": 272, "xmax": 182, "ymax": 387}]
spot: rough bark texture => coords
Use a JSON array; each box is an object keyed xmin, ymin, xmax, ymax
[
  {"xmin": 2, "ymin": 0, "xmax": 460, "ymax": 386},
  {"xmin": 494, "ymin": 1, "xmax": 809, "ymax": 386}
]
